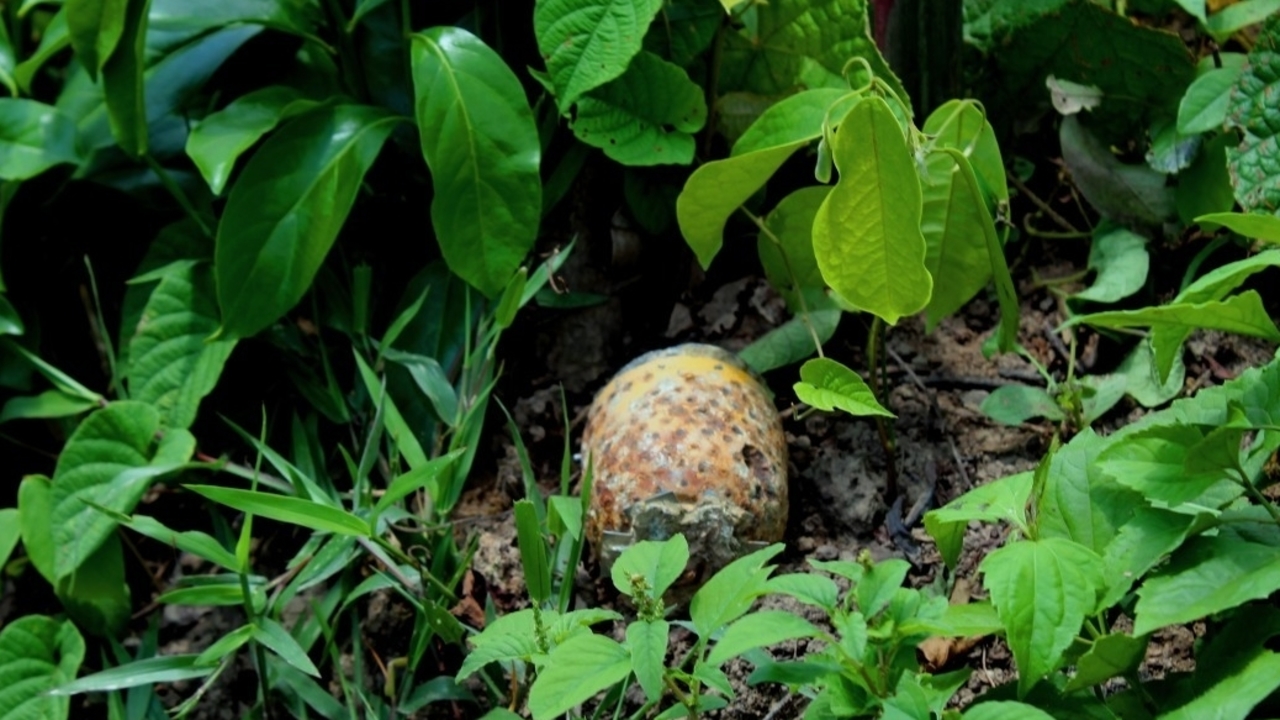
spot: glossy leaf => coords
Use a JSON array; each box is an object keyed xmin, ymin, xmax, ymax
[
  {"xmin": 147, "ymin": 0, "xmax": 322, "ymax": 55},
  {"xmin": 185, "ymin": 485, "xmax": 371, "ymax": 537},
  {"xmin": 100, "ymin": 0, "xmax": 148, "ymax": 156},
  {"xmin": 214, "ymin": 105, "xmax": 399, "ymax": 340},
  {"xmin": 1196, "ymin": 211, "xmax": 1280, "ymax": 243},
  {"xmin": 527, "ymin": 634, "xmax": 631, "ymax": 720},
  {"xmin": 534, "ymin": 0, "xmax": 663, "ymax": 112},
  {"xmin": 705, "ymin": 611, "xmax": 820, "ymax": 667},
  {"xmin": 980, "ymin": 537, "xmax": 1104, "ymax": 697},
  {"xmin": 919, "ymin": 149, "xmax": 993, "ymax": 329},
  {"xmin": 627, "ymin": 620, "xmax": 668, "ymax": 702},
  {"xmin": 0, "ymin": 615, "xmax": 85, "ymax": 718},
  {"xmin": 1177, "ymin": 65, "xmax": 1244, "ymax": 134},
  {"xmin": 0, "ymin": 99, "xmax": 80, "ymax": 180},
  {"xmin": 126, "ymin": 263, "xmax": 236, "ymax": 429},
  {"xmin": 793, "ymin": 357, "xmax": 893, "ymax": 417},
  {"xmin": 676, "ymin": 88, "xmax": 851, "ymax": 268},
  {"xmin": 411, "ymin": 27, "xmax": 542, "ymax": 297},
  {"xmin": 186, "ymin": 86, "xmax": 321, "ymax": 195},
  {"xmin": 1133, "ymin": 534, "xmax": 1280, "ymax": 636},
  {"xmin": 813, "ymin": 96, "xmax": 932, "ymax": 325},
  {"xmin": 981, "ymin": 385, "xmax": 1063, "ymax": 425},
  {"xmin": 570, "ymin": 51, "xmax": 706, "ymax": 165},
  {"xmin": 65, "ymin": 0, "xmax": 126, "ymax": 79}
]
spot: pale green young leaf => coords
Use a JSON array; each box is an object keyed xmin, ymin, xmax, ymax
[
  {"xmin": 1196, "ymin": 211, "xmax": 1280, "ymax": 243},
  {"xmin": 534, "ymin": 0, "xmax": 663, "ymax": 112},
  {"xmin": 922, "ymin": 99, "xmax": 1008, "ymax": 206},
  {"xmin": 611, "ymin": 534, "xmax": 689, "ymax": 599},
  {"xmin": 527, "ymin": 634, "xmax": 631, "ymax": 720},
  {"xmin": 813, "ymin": 96, "xmax": 932, "ymax": 325},
  {"xmin": 924, "ymin": 471, "xmax": 1032, "ymax": 568},
  {"xmin": 1133, "ymin": 534, "xmax": 1280, "ymax": 636},
  {"xmin": 627, "ymin": 620, "xmax": 668, "ymax": 702},
  {"xmin": 980, "ymin": 537, "xmax": 1104, "ymax": 697},
  {"xmin": 53, "ymin": 655, "xmax": 212, "ymax": 695},
  {"xmin": 411, "ymin": 27, "xmax": 541, "ymax": 297},
  {"xmin": 899, "ymin": 601, "xmax": 1004, "ymax": 638},
  {"xmin": 1071, "ymin": 225, "xmax": 1148, "ymax": 304},
  {"xmin": 794, "ymin": 357, "xmax": 893, "ymax": 418},
  {"xmin": 0, "ymin": 99, "xmax": 80, "ymax": 180},
  {"xmin": 856, "ymin": 558, "xmax": 910, "ymax": 619},
  {"xmin": 127, "ymin": 263, "xmax": 236, "ymax": 429},
  {"xmin": 1177, "ymin": 65, "xmax": 1244, "ymax": 134},
  {"xmin": 690, "ymin": 543, "xmax": 784, "ymax": 637},
  {"xmin": 570, "ymin": 51, "xmax": 706, "ymax": 165},
  {"xmin": 0, "ymin": 615, "xmax": 85, "ymax": 718},
  {"xmin": 919, "ymin": 150, "xmax": 993, "ymax": 330},
  {"xmin": 756, "ymin": 186, "xmax": 829, "ymax": 311},
  {"xmin": 186, "ymin": 85, "xmax": 321, "ymax": 195},
  {"xmin": 254, "ymin": 617, "xmax": 319, "ymax": 677},
  {"xmin": 705, "ymin": 611, "xmax": 820, "ymax": 667},
  {"xmin": 185, "ymin": 485, "xmax": 370, "ymax": 537},
  {"xmin": 980, "ymin": 385, "xmax": 1064, "ymax": 425},
  {"xmin": 214, "ymin": 105, "xmax": 400, "ymax": 340}
]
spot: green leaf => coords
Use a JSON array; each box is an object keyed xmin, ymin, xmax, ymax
[
  {"xmin": 195, "ymin": 624, "xmax": 254, "ymax": 666},
  {"xmin": 1196, "ymin": 211, "xmax": 1280, "ymax": 242},
  {"xmin": 253, "ymin": 617, "xmax": 319, "ymax": 677},
  {"xmin": 119, "ymin": 513, "xmax": 238, "ymax": 572},
  {"xmin": 924, "ymin": 471, "xmax": 1032, "ymax": 568},
  {"xmin": 1097, "ymin": 508, "xmax": 1194, "ymax": 609},
  {"xmin": 857, "ymin": 558, "xmax": 911, "ymax": 618},
  {"xmin": 50, "ymin": 402, "xmax": 193, "ymax": 579},
  {"xmin": 764, "ymin": 572, "xmax": 839, "ymax": 611},
  {"xmin": 611, "ymin": 534, "xmax": 689, "ymax": 599},
  {"xmin": 382, "ymin": 349, "xmax": 459, "ymax": 423},
  {"xmin": 718, "ymin": 0, "xmax": 907, "ymax": 108},
  {"xmin": 411, "ymin": 27, "xmax": 542, "ymax": 297},
  {"xmin": 1163, "ymin": 652, "xmax": 1280, "ymax": 720},
  {"xmin": 457, "ymin": 610, "xmax": 541, "ymax": 680},
  {"xmin": 214, "ymin": 105, "xmax": 398, "ymax": 340},
  {"xmin": 1224, "ymin": 14, "xmax": 1280, "ymax": 214},
  {"xmin": 920, "ymin": 150, "xmax": 994, "ymax": 330},
  {"xmin": 737, "ymin": 305, "xmax": 841, "ymax": 374},
  {"xmin": 923, "ymin": 99, "xmax": 1008, "ymax": 207},
  {"xmin": 705, "ymin": 611, "xmax": 820, "ymax": 667},
  {"xmin": 980, "ymin": 537, "xmax": 1104, "ymax": 697},
  {"xmin": 65, "ymin": 0, "xmax": 126, "ymax": 80},
  {"xmin": 18, "ymin": 475, "xmax": 56, "ymax": 582},
  {"xmin": 1071, "ymin": 225, "xmax": 1148, "ymax": 304},
  {"xmin": 126, "ymin": 263, "xmax": 236, "ymax": 429},
  {"xmin": 690, "ymin": 543, "xmax": 784, "ymax": 637},
  {"xmin": 15, "ymin": 9, "xmax": 69, "ymax": 93},
  {"xmin": 570, "ymin": 51, "xmax": 706, "ymax": 165},
  {"xmin": 0, "ymin": 615, "xmax": 85, "ymax": 718},
  {"xmin": 1177, "ymin": 65, "xmax": 1244, "ymax": 134},
  {"xmin": 352, "ymin": 351, "xmax": 430, "ymax": 470},
  {"xmin": 963, "ymin": 701, "xmax": 1057, "ymax": 720},
  {"xmin": 0, "ymin": 390, "xmax": 100, "ymax": 423},
  {"xmin": 794, "ymin": 357, "xmax": 893, "ymax": 417},
  {"xmin": 1037, "ymin": 430, "xmax": 1142, "ymax": 554},
  {"xmin": 55, "ymin": 534, "xmax": 132, "ymax": 636},
  {"xmin": 1177, "ymin": 133, "xmax": 1236, "ymax": 227},
  {"xmin": 2, "ymin": 340, "xmax": 102, "ymax": 403},
  {"xmin": 100, "ymin": 0, "xmax": 149, "ymax": 156},
  {"xmin": 534, "ymin": 0, "xmax": 663, "ymax": 112},
  {"xmin": 373, "ymin": 450, "xmax": 462, "ymax": 515},
  {"xmin": 186, "ymin": 86, "xmax": 321, "ymax": 195},
  {"xmin": 1059, "ymin": 115, "xmax": 1176, "ymax": 225},
  {"xmin": 0, "ymin": 99, "xmax": 80, "ymax": 180},
  {"xmin": 900, "ymin": 601, "xmax": 1004, "ymax": 638},
  {"xmin": 675, "ymin": 88, "xmax": 851, "ymax": 268},
  {"xmin": 756, "ymin": 186, "xmax": 829, "ymax": 311},
  {"xmin": 981, "ymin": 385, "xmax": 1064, "ymax": 425},
  {"xmin": 528, "ymin": 634, "xmax": 631, "ymax": 720},
  {"xmin": 1096, "ymin": 424, "xmax": 1229, "ymax": 505},
  {"xmin": 1070, "ymin": 290, "xmax": 1280, "ymax": 357},
  {"xmin": 627, "ymin": 620, "xmax": 668, "ymax": 702},
  {"xmin": 185, "ymin": 485, "xmax": 371, "ymax": 537},
  {"xmin": 1205, "ymin": 0, "xmax": 1280, "ymax": 40},
  {"xmin": 814, "ymin": 96, "xmax": 932, "ymax": 325},
  {"xmin": 1157, "ymin": 606, "xmax": 1280, "ymax": 720},
  {"xmin": 515, "ymin": 499, "xmax": 551, "ymax": 603},
  {"xmin": 146, "ymin": 0, "xmax": 321, "ymax": 55},
  {"xmin": 0, "ymin": 508, "xmax": 17, "ymax": 569},
  {"xmin": 52, "ymin": 655, "xmax": 212, "ymax": 695},
  {"xmin": 1063, "ymin": 633, "xmax": 1146, "ymax": 692},
  {"xmin": 1132, "ymin": 533, "xmax": 1280, "ymax": 636}
]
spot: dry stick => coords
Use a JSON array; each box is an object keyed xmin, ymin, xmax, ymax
[{"xmin": 1008, "ymin": 173, "xmax": 1082, "ymax": 235}]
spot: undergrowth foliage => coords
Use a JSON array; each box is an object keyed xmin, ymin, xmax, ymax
[{"xmin": 0, "ymin": 0, "xmax": 1278, "ymax": 718}]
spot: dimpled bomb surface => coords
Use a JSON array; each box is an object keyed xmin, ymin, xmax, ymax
[{"xmin": 582, "ymin": 343, "xmax": 788, "ymax": 575}]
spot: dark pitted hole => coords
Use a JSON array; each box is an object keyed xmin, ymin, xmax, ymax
[{"xmin": 742, "ymin": 444, "xmax": 772, "ymax": 483}]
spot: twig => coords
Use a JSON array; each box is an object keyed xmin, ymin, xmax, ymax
[{"xmin": 1009, "ymin": 173, "xmax": 1082, "ymax": 235}]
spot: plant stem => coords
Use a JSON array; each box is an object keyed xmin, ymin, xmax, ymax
[
  {"xmin": 866, "ymin": 317, "xmax": 897, "ymax": 497},
  {"xmin": 1235, "ymin": 467, "xmax": 1280, "ymax": 526},
  {"xmin": 739, "ymin": 206, "xmax": 825, "ymax": 358},
  {"xmin": 1008, "ymin": 173, "xmax": 1081, "ymax": 235},
  {"xmin": 143, "ymin": 154, "xmax": 213, "ymax": 238}
]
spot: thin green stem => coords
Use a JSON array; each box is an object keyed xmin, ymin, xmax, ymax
[
  {"xmin": 142, "ymin": 154, "xmax": 212, "ymax": 238},
  {"xmin": 1235, "ymin": 466, "xmax": 1280, "ymax": 526},
  {"xmin": 739, "ymin": 206, "xmax": 825, "ymax": 357}
]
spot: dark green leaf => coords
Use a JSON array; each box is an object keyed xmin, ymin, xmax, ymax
[
  {"xmin": 185, "ymin": 85, "xmax": 321, "ymax": 195},
  {"xmin": 756, "ymin": 186, "xmax": 829, "ymax": 311},
  {"xmin": 0, "ymin": 99, "xmax": 80, "ymax": 180},
  {"xmin": 0, "ymin": 390, "xmax": 100, "ymax": 423},
  {"xmin": 14, "ymin": 9, "xmax": 69, "ymax": 93},
  {"xmin": 1072, "ymin": 224, "xmax": 1148, "ymax": 304},
  {"xmin": 690, "ymin": 543, "xmax": 784, "ymax": 637},
  {"xmin": 1064, "ymin": 633, "xmax": 1146, "ymax": 692},
  {"xmin": 737, "ymin": 305, "xmax": 840, "ymax": 374},
  {"xmin": 100, "ymin": 0, "xmax": 149, "ymax": 156},
  {"xmin": 1133, "ymin": 533, "xmax": 1280, "ymax": 635},
  {"xmin": 0, "ymin": 508, "xmax": 17, "ymax": 569},
  {"xmin": 1059, "ymin": 116, "xmax": 1176, "ymax": 225},
  {"xmin": 410, "ymin": 27, "xmax": 542, "ymax": 297},
  {"xmin": 515, "ymin": 499, "xmax": 551, "ymax": 603},
  {"xmin": 65, "ymin": 0, "xmax": 127, "ymax": 79},
  {"xmin": 214, "ymin": 105, "xmax": 399, "ymax": 340},
  {"xmin": 1177, "ymin": 133, "xmax": 1236, "ymax": 227}
]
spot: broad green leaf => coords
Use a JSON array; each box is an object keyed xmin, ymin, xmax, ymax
[
  {"xmin": 1059, "ymin": 116, "xmax": 1175, "ymax": 225},
  {"xmin": 126, "ymin": 263, "xmax": 236, "ymax": 429},
  {"xmin": 14, "ymin": 9, "xmax": 69, "ymax": 92},
  {"xmin": 1196, "ymin": 211, "xmax": 1280, "ymax": 243},
  {"xmin": 185, "ymin": 485, "xmax": 371, "ymax": 537},
  {"xmin": 813, "ymin": 96, "xmax": 932, "ymax": 325},
  {"xmin": 0, "ymin": 390, "xmax": 100, "ymax": 423},
  {"xmin": 0, "ymin": 615, "xmax": 85, "ymax": 718},
  {"xmin": 946, "ymin": 149, "xmax": 1019, "ymax": 355},
  {"xmin": 1071, "ymin": 225, "xmax": 1148, "ymax": 304},
  {"xmin": 411, "ymin": 27, "xmax": 542, "ymax": 297},
  {"xmin": 793, "ymin": 357, "xmax": 893, "ymax": 417},
  {"xmin": 676, "ymin": 88, "xmax": 850, "ymax": 268},
  {"xmin": 705, "ymin": 611, "xmax": 820, "ymax": 666},
  {"xmin": 533, "ymin": 0, "xmax": 663, "ymax": 112},
  {"xmin": 737, "ymin": 305, "xmax": 840, "ymax": 373},
  {"xmin": 515, "ymin": 499, "xmax": 551, "ymax": 603},
  {"xmin": 1117, "ymin": 340, "xmax": 1184, "ymax": 408},
  {"xmin": 457, "ymin": 610, "xmax": 541, "ymax": 680},
  {"xmin": 1177, "ymin": 65, "xmax": 1244, "ymax": 134},
  {"xmin": 900, "ymin": 601, "xmax": 1004, "ymax": 638},
  {"xmin": 1158, "ymin": 606, "xmax": 1280, "ymax": 720},
  {"xmin": 253, "ymin": 617, "xmax": 319, "ymax": 677},
  {"xmin": 980, "ymin": 537, "xmax": 1104, "ymax": 697},
  {"xmin": 856, "ymin": 558, "xmax": 910, "ymax": 618},
  {"xmin": 718, "ymin": 0, "xmax": 907, "ymax": 108},
  {"xmin": 50, "ymin": 402, "xmax": 193, "ymax": 579},
  {"xmin": 100, "ymin": 0, "xmax": 148, "ymax": 156},
  {"xmin": 627, "ymin": 620, "xmax": 668, "ymax": 702},
  {"xmin": 52, "ymin": 655, "xmax": 211, "ymax": 695},
  {"xmin": 1037, "ymin": 430, "xmax": 1142, "ymax": 554},
  {"xmin": 186, "ymin": 86, "xmax": 321, "ymax": 195},
  {"xmin": 1133, "ymin": 534, "xmax": 1280, "ymax": 635},
  {"xmin": 119, "ymin": 513, "xmax": 238, "ymax": 572},
  {"xmin": 963, "ymin": 702, "xmax": 1056, "ymax": 720},
  {"xmin": 1205, "ymin": 0, "xmax": 1280, "ymax": 40},
  {"xmin": 1063, "ymin": 633, "xmax": 1146, "ymax": 692},
  {"xmin": 65, "ymin": 0, "xmax": 126, "ymax": 79},
  {"xmin": 54, "ymin": 534, "xmax": 132, "ymax": 636},
  {"xmin": 0, "ymin": 99, "xmax": 80, "ymax": 180},
  {"xmin": 527, "ymin": 634, "xmax": 631, "ymax": 720},
  {"xmin": 756, "ymin": 186, "xmax": 829, "ymax": 311},
  {"xmin": 642, "ymin": 0, "xmax": 722, "ymax": 66},
  {"xmin": 920, "ymin": 150, "xmax": 993, "ymax": 329},
  {"xmin": 922, "ymin": 99, "xmax": 1008, "ymax": 206},
  {"xmin": 214, "ymin": 105, "xmax": 399, "ymax": 340},
  {"xmin": 1177, "ymin": 131, "xmax": 1236, "ymax": 227},
  {"xmin": 611, "ymin": 534, "xmax": 689, "ymax": 599},
  {"xmin": 1096, "ymin": 424, "xmax": 1229, "ymax": 505},
  {"xmin": 980, "ymin": 385, "xmax": 1063, "ymax": 425},
  {"xmin": 1161, "ymin": 652, "xmax": 1280, "ymax": 720},
  {"xmin": 570, "ymin": 51, "xmax": 705, "ymax": 166},
  {"xmin": 765, "ymin": 573, "xmax": 838, "ymax": 614},
  {"xmin": 18, "ymin": 475, "xmax": 56, "ymax": 582},
  {"xmin": 0, "ymin": 508, "xmax": 17, "ymax": 569},
  {"xmin": 1224, "ymin": 14, "xmax": 1280, "ymax": 213},
  {"xmin": 924, "ymin": 471, "xmax": 1033, "ymax": 568},
  {"xmin": 690, "ymin": 543, "xmax": 784, "ymax": 637}
]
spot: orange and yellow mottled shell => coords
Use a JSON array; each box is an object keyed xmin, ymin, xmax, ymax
[{"xmin": 582, "ymin": 344, "xmax": 788, "ymax": 566}]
